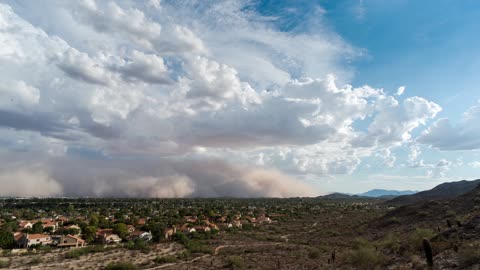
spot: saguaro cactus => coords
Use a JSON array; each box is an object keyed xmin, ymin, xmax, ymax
[{"xmin": 422, "ymin": 238, "xmax": 433, "ymax": 268}]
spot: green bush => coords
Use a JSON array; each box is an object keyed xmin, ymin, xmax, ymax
[
  {"xmin": 65, "ymin": 245, "xmax": 108, "ymax": 259},
  {"xmin": 444, "ymin": 210, "xmax": 456, "ymax": 218},
  {"xmin": 410, "ymin": 228, "xmax": 436, "ymax": 251},
  {"xmin": 186, "ymin": 240, "xmax": 212, "ymax": 254},
  {"xmin": 382, "ymin": 233, "xmax": 401, "ymax": 254},
  {"xmin": 349, "ymin": 239, "xmax": 384, "ymax": 270},
  {"xmin": 29, "ymin": 256, "xmax": 43, "ymax": 265},
  {"xmin": 0, "ymin": 259, "xmax": 10, "ymax": 268},
  {"xmin": 103, "ymin": 262, "xmax": 137, "ymax": 270},
  {"xmin": 225, "ymin": 255, "xmax": 245, "ymax": 269},
  {"xmin": 383, "ymin": 217, "xmax": 401, "ymax": 226},
  {"xmin": 173, "ymin": 233, "xmax": 212, "ymax": 254},
  {"xmin": 154, "ymin": 255, "xmax": 177, "ymax": 264},
  {"xmin": 458, "ymin": 246, "xmax": 480, "ymax": 268},
  {"xmin": 126, "ymin": 239, "xmax": 151, "ymax": 252},
  {"xmin": 66, "ymin": 248, "xmax": 85, "ymax": 259},
  {"xmin": 307, "ymin": 247, "xmax": 321, "ymax": 259}
]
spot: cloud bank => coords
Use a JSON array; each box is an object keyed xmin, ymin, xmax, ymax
[{"xmin": 0, "ymin": 0, "xmax": 450, "ymax": 197}]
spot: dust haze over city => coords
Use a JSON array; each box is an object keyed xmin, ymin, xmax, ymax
[{"xmin": 1, "ymin": 1, "xmax": 480, "ymax": 269}]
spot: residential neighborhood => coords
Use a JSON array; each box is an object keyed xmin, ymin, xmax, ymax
[{"xmin": 0, "ymin": 198, "xmax": 276, "ymax": 256}]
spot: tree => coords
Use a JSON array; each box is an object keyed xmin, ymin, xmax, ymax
[
  {"xmin": 113, "ymin": 223, "xmax": 128, "ymax": 240},
  {"xmin": 89, "ymin": 215, "xmax": 99, "ymax": 227},
  {"xmin": 32, "ymin": 222, "xmax": 44, "ymax": 234},
  {"xmin": 0, "ymin": 230, "xmax": 14, "ymax": 249},
  {"xmin": 43, "ymin": 226, "xmax": 54, "ymax": 234},
  {"xmin": 66, "ymin": 228, "xmax": 80, "ymax": 235},
  {"xmin": 82, "ymin": 226, "xmax": 97, "ymax": 243},
  {"xmin": 67, "ymin": 204, "xmax": 75, "ymax": 214}
]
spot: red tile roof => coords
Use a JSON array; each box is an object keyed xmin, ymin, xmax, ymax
[{"xmin": 27, "ymin": 234, "xmax": 50, "ymax": 240}]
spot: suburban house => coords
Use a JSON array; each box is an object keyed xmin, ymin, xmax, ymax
[
  {"xmin": 216, "ymin": 216, "xmax": 227, "ymax": 223},
  {"xmin": 185, "ymin": 216, "xmax": 198, "ymax": 223},
  {"xmin": 256, "ymin": 216, "xmax": 272, "ymax": 224},
  {"xmin": 53, "ymin": 234, "xmax": 86, "ymax": 248},
  {"xmin": 16, "ymin": 234, "xmax": 52, "ymax": 248},
  {"xmin": 14, "ymin": 232, "xmax": 24, "ymax": 243},
  {"xmin": 42, "ymin": 220, "xmax": 58, "ymax": 232},
  {"xmin": 194, "ymin": 226, "xmax": 211, "ymax": 233},
  {"xmin": 204, "ymin": 220, "xmax": 219, "ymax": 230},
  {"xmin": 55, "ymin": 216, "xmax": 70, "ymax": 225},
  {"xmin": 96, "ymin": 229, "xmax": 122, "ymax": 244},
  {"xmin": 127, "ymin": 225, "xmax": 136, "ymax": 233},
  {"xmin": 63, "ymin": 224, "xmax": 81, "ymax": 235},
  {"xmin": 137, "ymin": 218, "xmax": 146, "ymax": 226},
  {"xmin": 185, "ymin": 227, "xmax": 196, "ymax": 233},
  {"xmin": 218, "ymin": 223, "xmax": 233, "ymax": 230},
  {"xmin": 232, "ymin": 220, "xmax": 242, "ymax": 228},
  {"xmin": 128, "ymin": 230, "xmax": 152, "ymax": 241},
  {"xmin": 179, "ymin": 225, "xmax": 196, "ymax": 234},
  {"xmin": 163, "ymin": 227, "xmax": 176, "ymax": 240},
  {"xmin": 18, "ymin": 220, "xmax": 34, "ymax": 230}
]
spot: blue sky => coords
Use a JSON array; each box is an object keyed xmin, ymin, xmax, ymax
[
  {"xmin": 253, "ymin": 0, "xmax": 480, "ymax": 192},
  {"xmin": 257, "ymin": 0, "xmax": 480, "ymax": 113},
  {"xmin": 0, "ymin": 0, "xmax": 479, "ymax": 197}
]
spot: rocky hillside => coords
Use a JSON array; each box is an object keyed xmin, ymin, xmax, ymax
[{"xmin": 386, "ymin": 179, "xmax": 480, "ymax": 205}]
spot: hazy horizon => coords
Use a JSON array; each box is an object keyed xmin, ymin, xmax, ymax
[{"xmin": 1, "ymin": 0, "xmax": 480, "ymax": 197}]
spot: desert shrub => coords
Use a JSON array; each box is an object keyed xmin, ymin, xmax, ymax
[
  {"xmin": 444, "ymin": 210, "xmax": 456, "ymax": 218},
  {"xmin": 417, "ymin": 211, "xmax": 429, "ymax": 218},
  {"xmin": 410, "ymin": 228, "xmax": 435, "ymax": 251},
  {"xmin": 65, "ymin": 245, "xmax": 108, "ymax": 259},
  {"xmin": 431, "ymin": 238, "xmax": 453, "ymax": 253},
  {"xmin": 126, "ymin": 239, "xmax": 151, "ymax": 252},
  {"xmin": 348, "ymin": 239, "xmax": 384, "ymax": 270},
  {"xmin": 307, "ymin": 247, "xmax": 321, "ymax": 259},
  {"xmin": 225, "ymin": 255, "xmax": 245, "ymax": 269},
  {"xmin": 173, "ymin": 233, "xmax": 212, "ymax": 254},
  {"xmin": 0, "ymin": 259, "xmax": 10, "ymax": 268},
  {"xmin": 66, "ymin": 248, "xmax": 85, "ymax": 259},
  {"xmin": 38, "ymin": 245, "xmax": 52, "ymax": 253},
  {"xmin": 242, "ymin": 223, "xmax": 254, "ymax": 230},
  {"xmin": 474, "ymin": 196, "xmax": 480, "ymax": 204},
  {"xmin": 103, "ymin": 262, "xmax": 137, "ymax": 270},
  {"xmin": 86, "ymin": 245, "xmax": 107, "ymax": 253},
  {"xmin": 244, "ymin": 248, "xmax": 257, "ymax": 253},
  {"xmin": 186, "ymin": 240, "xmax": 212, "ymax": 254},
  {"xmin": 382, "ymin": 217, "xmax": 401, "ymax": 227},
  {"xmin": 179, "ymin": 250, "xmax": 191, "ymax": 260},
  {"xmin": 458, "ymin": 246, "xmax": 480, "ymax": 268},
  {"xmin": 382, "ymin": 233, "xmax": 401, "ymax": 254},
  {"xmin": 154, "ymin": 255, "xmax": 177, "ymax": 264},
  {"xmin": 29, "ymin": 256, "xmax": 43, "ymax": 265}
]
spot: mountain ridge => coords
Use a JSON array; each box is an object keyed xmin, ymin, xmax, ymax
[
  {"xmin": 357, "ymin": 189, "xmax": 417, "ymax": 197},
  {"xmin": 385, "ymin": 179, "xmax": 480, "ymax": 205}
]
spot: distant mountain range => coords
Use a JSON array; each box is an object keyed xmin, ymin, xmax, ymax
[
  {"xmin": 321, "ymin": 189, "xmax": 417, "ymax": 199},
  {"xmin": 386, "ymin": 179, "xmax": 480, "ymax": 205},
  {"xmin": 357, "ymin": 189, "xmax": 417, "ymax": 198},
  {"xmin": 318, "ymin": 179, "xmax": 480, "ymax": 201},
  {"xmin": 321, "ymin": 193, "xmax": 361, "ymax": 199}
]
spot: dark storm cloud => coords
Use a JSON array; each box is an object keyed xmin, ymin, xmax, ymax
[{"xmin": 0, "ymin": 110, "xmax": 67, "ymax": 135}]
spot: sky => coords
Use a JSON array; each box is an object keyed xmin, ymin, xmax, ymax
[{"xmin": 0, "ymin": 0, "xmax": 480, "ymax": 197}]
